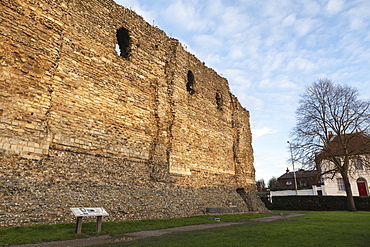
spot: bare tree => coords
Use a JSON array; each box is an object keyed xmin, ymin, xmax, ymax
[{"xmin": 291, "ymin": 79, "xmax": 370, "ymax": 211}]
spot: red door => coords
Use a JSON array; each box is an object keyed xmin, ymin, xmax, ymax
[{"xmin": 357, "ymin": 182, "xmax": 368, "ymax": 196}]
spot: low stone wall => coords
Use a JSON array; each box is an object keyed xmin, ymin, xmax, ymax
[{"xmin": 0, "ymin": 151, "xmax": 259, "ymax": 227}]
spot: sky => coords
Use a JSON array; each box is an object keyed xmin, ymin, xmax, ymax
[{"xmin": 115, "ymin": 0, "xmax": 370, "ymax": 183}]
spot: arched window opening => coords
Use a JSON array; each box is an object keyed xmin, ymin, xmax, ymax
[
  {"xmin": 186, "ymin": 70, "xmax": 195, "ymax": 95},
  {"xmin": 215, "ymin": 92, "xmax": 223, "ymax": 110},
  {"xmin": 116, "ymin": 27, "xmax": 131, "ymax": 59}
]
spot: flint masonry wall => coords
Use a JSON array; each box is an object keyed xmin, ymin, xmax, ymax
[{"xmin": 0, "ymin": 0, "xmax": 266, "ymax": 227}]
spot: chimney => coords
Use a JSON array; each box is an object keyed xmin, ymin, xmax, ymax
[
  {"xmin": 286, "ymin": 167, "xmax": 290, "ymax": 173},
  {"xmin": 328, "ymin": 131, "xmax": 333, "ymax": 138}
]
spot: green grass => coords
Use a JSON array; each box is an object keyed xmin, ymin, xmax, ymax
[
  {"xmin": 0, "ymin": 212, "xmax": 271, "ymax": 245},
  {"xmin": 97, "ymin": 211, "xmax": 370, "ymax": 247},
  {"xmin": 1, "ymin": 211, "xmax": 369, "ymax": 247}
]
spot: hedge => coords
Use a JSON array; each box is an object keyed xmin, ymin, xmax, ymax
[{"xmin": 261, "ymin": 196, "xmax": 370, "ymax": 211}]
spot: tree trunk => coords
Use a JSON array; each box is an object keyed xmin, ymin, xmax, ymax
[{"xmin": 342, "ymin": 172, "xmax": 357, "ymax": 212}]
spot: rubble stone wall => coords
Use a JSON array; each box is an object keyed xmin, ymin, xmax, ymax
[{"xmin": 0, "ymin": 0, "xmax": 265, "ymax": 227}]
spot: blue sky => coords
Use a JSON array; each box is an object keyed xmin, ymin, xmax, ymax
[{"xmin": 115, "ymin": 0, "xmax": 370, "ymax": 183}]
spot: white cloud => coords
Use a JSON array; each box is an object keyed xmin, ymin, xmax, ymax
[
  {"xmin": 282, "ymin": 14, "xmax": 296, "ymax": 28},
  {"xmin": 161, "ymin": 1, "xmax": 200, "ymax": 32},
  {"xmin": 301, "ymin": 1, "xmax": 322, "ymax": 17},
  {"xmin": 259, "ymin": 78, "xmax": 298, "ymax": 90},
  {"xmin": 228, "ymin": 47, "xmax": 246, "ymax": 60},
  {"xmin": 326, "ymin": 0, "xmax": 345, "ymax": 15},
  {"xmin": 252, "ymin": 127, "xmax": 278, "ymax": 139},
  {"xmin": 193, "ymin": 34, "xmax": 223, "ymax": 54},
  {"xmin": 237, "ymin": 95, "xmax": 264, "ymax": 114},
  {"xmin": 224, "ymin": 69, "xmax": 252, "ymax": 88},
  {"xmin": 261, "ymin": 0, "xmax": 291, "ymax": 19},
  {"xmin": 216, "ymin": 6, "xmax": 250, "ymax": 37},
  {"xmin": 345, "ymin": 2, "xmax": 370, "ymax": 30},
  {"xmin": 294, "ymin": 18, "xmax": 318, "ymax": 37},
  {"xmin": 287, "ymin": 57, "xmax": 317, "ymax": 73}
]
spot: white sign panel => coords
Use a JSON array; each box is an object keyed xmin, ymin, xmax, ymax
[{"xmin": 70, "ymin": 207, "xmax": 109, "ymax": 217}]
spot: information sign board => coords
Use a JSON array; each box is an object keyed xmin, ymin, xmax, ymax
[{"xmin": 70, "ymin": 207, "xmax": 109, "ymax": 217}]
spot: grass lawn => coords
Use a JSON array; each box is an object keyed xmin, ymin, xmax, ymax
[
  {"xmin": 105, "ymin": 211, "xmax": 370, "ymax": 247},
  {"xmin": 1, "ymin": 211, "xmax": 369, "ymax": 246},
  {"xmin": 0, "ymin": 212, "xmax": 270, "ymax": 245}
]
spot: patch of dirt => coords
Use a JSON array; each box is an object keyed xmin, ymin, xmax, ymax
[
  {"xmin": 251, "ymin": 213, "xmax": 306, "ymax": 222},
  {"xmin": 10, "ymin": 213, "xmax": 305, "ymax": 247}
]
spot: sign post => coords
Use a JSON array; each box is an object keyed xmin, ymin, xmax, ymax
[
  {"xmin": 96, "ymin": 216, "xmax": 102, "ymax": 232},
  {"xmin": 70, "ymin": 208, "xmax": 109, "ymax": 234},
  {"xmin": 76, "ymin": 216, "xmax": 83, "ymax": 234}
]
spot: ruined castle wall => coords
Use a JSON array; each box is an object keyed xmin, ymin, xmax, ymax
[
  {"xmin": 0, "ymin": 0, "xmax": 263, "ymax": 227},
  {"xmin": 169, "ymin": 47, "xmax": 235, "ymax": 177},
  {"xmin": 1, "ymin": 0, "xmax": 171, "ymax": 161}
]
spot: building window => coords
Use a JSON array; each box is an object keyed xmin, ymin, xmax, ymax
[
  {"xmin": 299, "ymin": 181, "xmax": 308, "ymax": 187},
  {"xmin": 286, "ymin": 181, "xmax": 292, "ymax": 185},
  {"xmin": 355, "ymin": 157, "xmax": 364, "ymax": 170},
  {"xmin": 116, "ymin": 27, "xmax": 131, "ymax": 59},
  {"xmin": 186, "ymin": 70, "xmax": 195, "ymax": 95},
  {"xmin": 337, "ymin": 178, "xmax": 345, "ymax": 191}
]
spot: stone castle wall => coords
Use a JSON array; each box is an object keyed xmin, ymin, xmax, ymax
[{"xmin": 0, "ymin": 0, "xmax": 265, "ymax": 227}]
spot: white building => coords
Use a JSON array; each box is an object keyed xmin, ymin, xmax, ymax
[
  {"xmin": 319, "ymin": 157, "xmax": 369, "ymax": 196},
  {"xmin": 317, "ymin": 132, "xmax": 370, "ymax": 196}
]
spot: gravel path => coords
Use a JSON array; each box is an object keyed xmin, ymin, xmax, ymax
[{"xmin": 10, "ymin": 213, "xmax": 305, "ymax": 247}]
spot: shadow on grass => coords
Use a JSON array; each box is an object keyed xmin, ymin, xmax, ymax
[{"xmin": 0, "ymin": 212, "xmax": 272, "ymax": 246}]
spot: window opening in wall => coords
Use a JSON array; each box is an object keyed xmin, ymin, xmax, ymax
[
  {"xmin": 354, "ymin": 157, "xmax": 364, "ymax": 170},
  {"xmin": 215, "ymin": 92, "xmax": 223, "ymax": 110},
  {"xmin": 116, "ymin": 27, "xmax": 130, "ymax": 59},
  {"xmin": 299, "ymin": 181, "xmax": 308, "ymax": 187},
  {"xmin": 186, "ymin": 70, "xmax": 195, "ymax": 95},
  {"xmin": 337, "ymin": 178, "xmax": 345, "ymax": 191}
]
